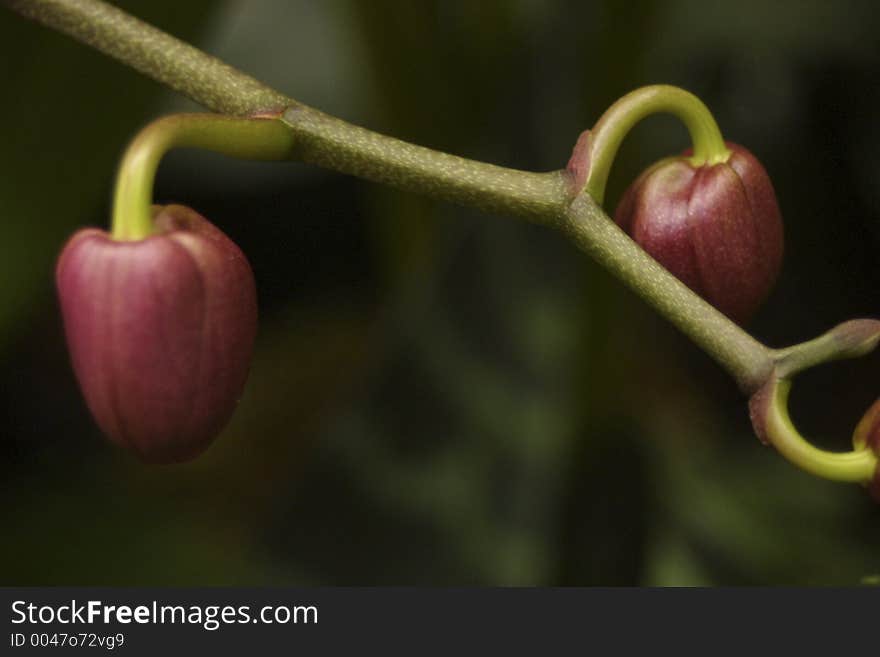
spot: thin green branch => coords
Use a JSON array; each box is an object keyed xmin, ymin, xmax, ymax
[
  {"xmin": 282, "ymin": 108, "xmax": 570, "ymax": 222},
  {"xmin": 8, "ymin": 0, "xmax": 880, "ymax": 490},
  {"xmin": 2, "ymin": 0, "xmax": 774, "ymax": 390},
  {"xmin": 771, "ymin": 319, "xmax": 880, "ymax": 379}
]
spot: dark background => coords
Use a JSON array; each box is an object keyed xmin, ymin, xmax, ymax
[{"xmin": 1, "ymin": 0, "xmax": 879, "ymax": 585}]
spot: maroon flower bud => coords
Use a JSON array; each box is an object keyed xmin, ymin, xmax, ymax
[
  {"xmin": 56, "ymin": 205, "xmax": 257, "ymax": 464},
  {"xmin": 614, "ymin": 142, "xmax": 783, "ymax": 324},
  {"xmin": 853, "ymin": 398, "xmax": 880, "ymax": 501}
]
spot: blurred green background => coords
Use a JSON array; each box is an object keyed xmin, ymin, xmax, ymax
[{"xmin": 1, "ymin": 0, "xmax": 879, "ymax": 586}]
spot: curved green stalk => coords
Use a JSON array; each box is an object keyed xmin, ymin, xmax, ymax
[
  {"xmin": 576, "ymin": 85, "xmax": 730, "ymax": 205},
  {"xmin": 112, "ymin": 114, "xmax": 296, "ymax": 240},
  {"xmin": 754, "ymin": 377, "xmax": 877, "ymax": 482}
]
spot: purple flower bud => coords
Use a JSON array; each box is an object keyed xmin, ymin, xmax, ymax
[
  {"xmin": 614, "ymin": 142, "xmax": 784, "ymax": 324},
  {"xmin": 56, "ymin": 205, "xmax": 257, "ymax": 464}
]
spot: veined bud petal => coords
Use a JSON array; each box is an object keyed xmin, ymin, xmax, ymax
[
  {"xmin": 614, "ymin": 142, "xmax": 784, "ymax": 324},
  {"xmin": 56, "ymin": 204, "xmax": 257, "ymax": 464}
]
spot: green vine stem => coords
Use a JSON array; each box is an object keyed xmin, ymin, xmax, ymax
[
  {"xmin": 282, "ymin": 107, "xmax": 571, "ymax": 223},
  {"xmin": 112, "ymin": 113, "xmax": 295, "ymax": 240},
  {"xmin": 5, "ymin": 0, "xmax": 771, "ymax": 387},
  {"xmin": 5, "ymin": 0, "xmax": 879, "ymax": 488}
]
